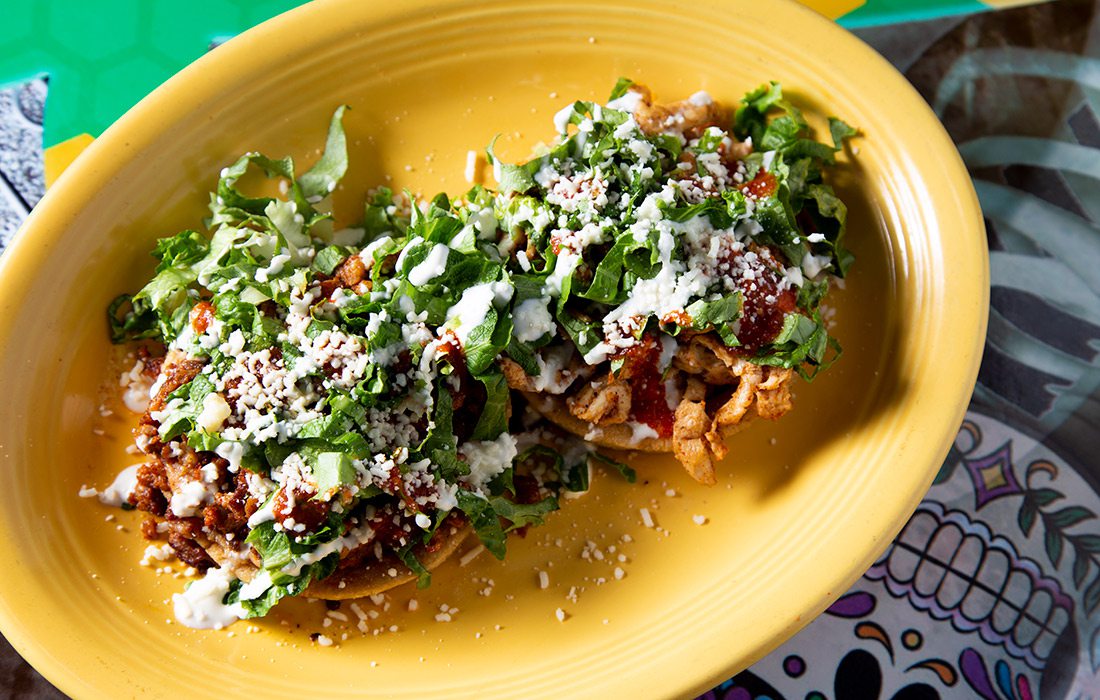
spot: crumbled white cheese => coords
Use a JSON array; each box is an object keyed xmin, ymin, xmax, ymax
[
  {"xmin": 119, "ymin": 359, "xmax": 152, "ymax": 414},
  {"xmin": 464, "ymin": 150, "xmax": 478, "ymax": 183},
  {"xmin": 140, "ymin": 543, "xmax": 174, "ymax": 566},
  {"xmin": 688, "ymin": 90, "xmax": 713, "ymax": 106},
  {"xmin": 458, "ymin": 433, "xmax": 518, "ymax": 489},
  {"xmin": 459, "ymin": 546, "xmax": 485, "ymax": 567}
]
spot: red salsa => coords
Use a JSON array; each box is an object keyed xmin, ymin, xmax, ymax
[
  {"xmin": 723, "ymin": 247, "xmax": 797, "ymax": 353},
  {"xmin": 739, "ymin": 170, "xmax": 778, "ymax": 199},
  {"xmin": 624, "ymin": 339, "xmax": 675, "ymax": 439},
  {"xmin": 189, "ymin": 301, "xmax": 215, "ymax": 334}
]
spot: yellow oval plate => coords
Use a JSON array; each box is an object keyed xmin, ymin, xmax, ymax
[{"xmin": 0, "ymin": 0, "xmax": 987, "ymax": 697}]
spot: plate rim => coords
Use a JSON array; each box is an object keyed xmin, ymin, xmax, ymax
[{"xmin": 0, "ymin": 0, "xmax": 988, "ymax": 696}]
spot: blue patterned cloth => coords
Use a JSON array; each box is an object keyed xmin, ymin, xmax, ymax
[{"xmin": 0, "ymin": 78, "xmax": 45, "ymax": 247}]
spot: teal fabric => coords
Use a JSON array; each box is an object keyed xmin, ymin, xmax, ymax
[
  {"xmin": 839, "ymin": 0, "xmax": 990, "ymax": 27},
  {"xmin": 0, "ymin": 1, "xmax": 1022, "ymax": 147}
]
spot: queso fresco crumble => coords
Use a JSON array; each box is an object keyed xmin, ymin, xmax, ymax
[{"xmin": 86, "ymin": 79, "xmax": 855, "ymax": 629}]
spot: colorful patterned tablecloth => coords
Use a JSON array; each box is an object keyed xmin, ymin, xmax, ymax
[{"xmin": 2, "ymin": 1, "xmax": 1098, "ymax": 698}]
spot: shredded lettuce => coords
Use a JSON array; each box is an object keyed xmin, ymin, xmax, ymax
[
  {"xmin": 108, "ymin": 81, "xmax": 857, "ymax": 622},
  {"xmin": 226, "ymin": 555, "xmax": 339, "ymax": 618}
]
